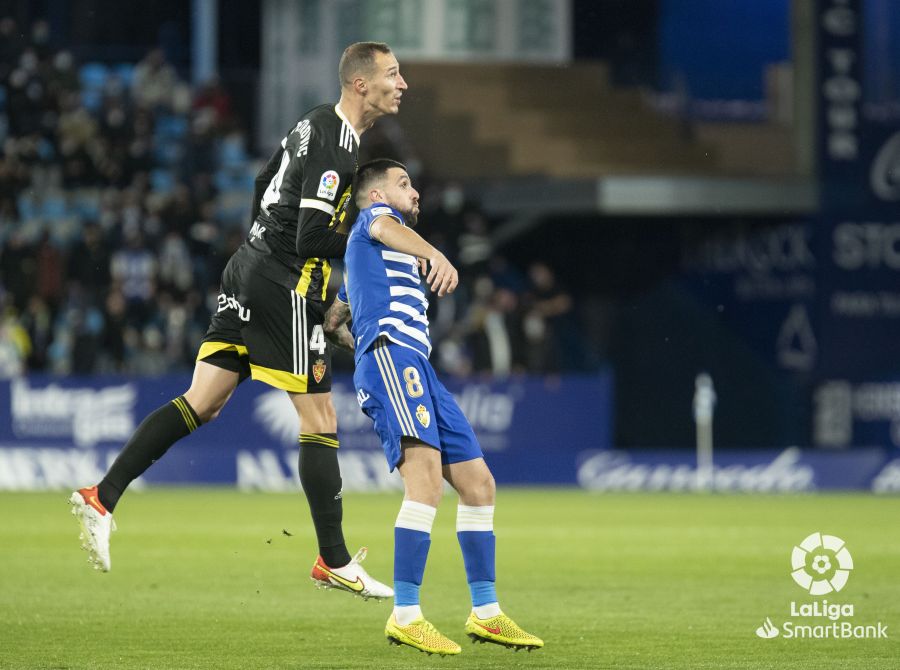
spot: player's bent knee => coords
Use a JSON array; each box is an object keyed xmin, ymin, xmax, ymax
[
  {"xmin": 183, "ymin": 394, "xmax": 227, "ymax": 424},
  {"xmin": 184, "ymin": 361, "xmax": 240, "ymax": 423},
  {"xmin": 452, "ymin": 463, "xmax": 496, "ymax": 506},
  {"xmin": 183, "ymin": 384, "xmax": 234, "ymax": 423},
  {"xmin": 468, "ymin": 472, "xmax": 495, "ymax": 506},
  {"xmin": 404, "ymin": 478, "xmax": 443, "ymax": 508}
]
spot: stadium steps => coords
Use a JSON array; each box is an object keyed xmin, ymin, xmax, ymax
[
  {"xmin": 398, "ymin": 62, "xmax": 815, "ymax": 179},
  {"xmin": 694, "ymin": 123, "xmax": 798, "ymax": 177},
  {"xmin": 396, "ymin": 84, "xmax": 510, "ymax": 178}
]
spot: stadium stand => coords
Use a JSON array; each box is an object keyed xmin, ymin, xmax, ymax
[{"xmin": 0, "ymin": 17, "xmax": 587, "ymax": 380}]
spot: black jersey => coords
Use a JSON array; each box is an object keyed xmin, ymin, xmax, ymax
[{"xmin": 243, "ymin": 103, "xmax": 358, "ymax": 299}]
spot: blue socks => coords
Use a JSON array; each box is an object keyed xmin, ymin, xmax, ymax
[
  {"xmin": 457, "ymin": 504, "xmax": 501, "ymax": 617},
  {"xmin": 392, "ymin": 501, "xmax": 502, "ymax": 623},
  {"xmin": 393, "ymin": 500, "xmax": 436, "ymax": 624}
]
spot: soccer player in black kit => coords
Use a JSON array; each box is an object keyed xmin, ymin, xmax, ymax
[{"xmin": 69, "ymin": 42, "xmax": 405, "ymax": 599}]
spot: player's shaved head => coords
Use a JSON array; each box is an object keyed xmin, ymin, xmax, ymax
[
  {"xmin": 354, "ymin": 158, "xmax": 408, "ymax": 207},
  {"xmin": 339, "ymin": 42, "xmax": 393, "ymax": 87}
]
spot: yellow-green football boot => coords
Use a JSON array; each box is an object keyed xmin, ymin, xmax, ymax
[
  {"xmin": 464, "ymin": 611, "xmax": 543, "ymax": 651},
  {"xmin": 385, "ymin": 614, "xmax": 462, "ymax": 655}
]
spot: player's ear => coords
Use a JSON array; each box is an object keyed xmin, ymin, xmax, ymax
[{"xmin": 354, "ymin": 76, "xmax": 367, "ymax": 96}]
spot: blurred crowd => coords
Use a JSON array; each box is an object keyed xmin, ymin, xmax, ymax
[
  {"xmin": 0, "ymin": 17, "xmax": 588, "ymax": 380},
  {"xmin": 392, "ymin": 183, "xmax": 586, "ymax": 379}
]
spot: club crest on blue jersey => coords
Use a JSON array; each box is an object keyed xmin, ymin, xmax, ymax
[{"xmin": 415, "ymin": 404, "xmax": 431, "ymax": 428}]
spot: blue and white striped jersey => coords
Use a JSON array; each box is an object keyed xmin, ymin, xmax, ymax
[{"xmin": 344, "ymin": 203, "xmax": 431, "ymax": 364}]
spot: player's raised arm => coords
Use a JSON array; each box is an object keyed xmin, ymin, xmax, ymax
[{"xmin": 370, "ymin": 216, "xmax": 458, "ymax": 297}]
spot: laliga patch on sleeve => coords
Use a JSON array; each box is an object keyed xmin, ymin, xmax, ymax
[
  {"xmin": 371, "ymin": 206, "xmax": 392, "ymax": 216},
  {"xmin": 317, "ymin": 170, "xmax": 340, "ymax": 200}
]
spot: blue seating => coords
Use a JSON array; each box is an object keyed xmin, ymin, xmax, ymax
[
  {"xmin": 154, "ymin": 140, "xmax": 183, "ymax": 166},
  {"xmin": 41, "ymin": 196, "xmax": 68, "ymax": 220},
  {"xmin": 151, "ymin": 168, "xmax": 176, "ymax": 193},
  {"xmin": 155, "ymin": 115, "xmax": 188, "ymax": 140},
  {"xmin": 113, "ymin": 63, "xmax": 135, "ymax": 87},
  {"xmin": 17, "ymin": 194, "xmax": 37, "ymax": 220},
  {"xmin": 218, "ymin": 138, "xmax": 247, "ymax": 169},
  {"xmin": 79, "ymin": 62, "xmax": 109, "ymax": 91},
  {"xmin": 73, "ymin": 193, "xmax": 101, "ymax": 220},
  {"xmin": 81, "ymin": 89, "xmax": 102, "ymax": 112}
]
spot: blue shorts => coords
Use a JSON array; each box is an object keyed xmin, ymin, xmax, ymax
[{"xmin": 354, "ymin": 339, "xmax": 483, "ymax": 471}]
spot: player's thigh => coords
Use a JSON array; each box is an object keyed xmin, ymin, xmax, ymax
[
  {"xmin": 288, "ymin": 391, "xmax": 337, "ymax": 433},
  {"xmin": 183, "ymin": 360, "xmax": 241, "ymax": 423},
  {"xmin": 190, "ymin": 263, "xmax": 250, "ymax": 421},
  {"xmin": 397, "ymin": 438, "xmax": 444, "ymax": 506},
  {"xmin": 353, "ymin": 341, "xmax": 441, "ymax": 470},
  {"xmin": 241, "ymin": 272, "xmax": 333, "ymax": 395},
  {"xmin": 430, "ymin": 372, "xmax": 484, "ymax": 467},
  {"xmin": 198, "ymin": 263, "xmax": 252, "ymax": 372}
]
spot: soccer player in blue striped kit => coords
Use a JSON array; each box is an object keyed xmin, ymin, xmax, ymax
[{"xmin": 326, "ymin": 159, "xmax": 543, "ymax": 655}]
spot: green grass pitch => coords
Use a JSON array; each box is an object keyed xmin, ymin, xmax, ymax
[{"xmin": 2, "ymin": 489, "xmax": 898, "ymax": 669}]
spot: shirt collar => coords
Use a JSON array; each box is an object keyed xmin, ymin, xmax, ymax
[{"xmin": 334, "ymin": 104, "xmax": 361, "ymax": 144}]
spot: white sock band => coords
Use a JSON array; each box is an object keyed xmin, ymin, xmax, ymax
[
  {"xmin": 395, "ymin": 500, "xmax": 437, "ymax": 533},
  {"xmin": 394, "ymin": 604, "xmax": 423, "ymax": 625},
  {"xmin": 456, "ymin": 504, "xmax": 494, "ymax": 532},
  {"xmin": 473, "ymin": 603, "xmax": 502, "ymax": 619}
]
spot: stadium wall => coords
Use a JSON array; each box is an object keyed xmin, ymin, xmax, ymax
[
  {"xmin": 2, "ymin": 373, "xmax": 899, "ymax": 493},
  {"xmin": 0, "ymin": 372, "xmax": 611, "ymax": 491}
]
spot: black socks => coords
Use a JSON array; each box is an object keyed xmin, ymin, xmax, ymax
[
  {"xmin": 96, "ymin": 404, "xmax": 352, "ymax": 569},
  {"xmin": 298, "ymin": 434, "xmax": 351, "ymax": 568},
  {"xmin": 97, "ymin": 396, "xmax": 201, "ymax": 512}
]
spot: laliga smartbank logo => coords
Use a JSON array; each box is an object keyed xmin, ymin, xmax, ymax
[
  {"xmin": 790, "ymin": 531, "xmax": 853, "ymax": 595},
  {"xmin": 754, "ymin": 533, "xmax": 888, "ymax": 640}
]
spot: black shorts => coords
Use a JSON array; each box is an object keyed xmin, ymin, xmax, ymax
[{"xmin": 198, "ymin": 252, "xmax": 332, "ymax": 393}]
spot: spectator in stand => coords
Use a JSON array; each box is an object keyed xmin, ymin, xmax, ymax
[
  {"xmin": 21, "ymin": 295, "xmax": 52, "ymax": 371},
  {"xmin": 0, "ymin": 231, "xmax": 37, "ymax": 311},
  {"xmin": 0, "ymin": 152, "xmax": 30, "ymax": 220},
  {"xmin": 163, "ymin": 183, "xmax": 198, "ymax": 236},
  {"xmin": 459, "ymin": 275, "xmax": 525, "ymax": 379},
  {"xmin": 456, "ymin": 209, "xmax": 493, "ymax": 276},
  {"xmin": 101, "ymin": 287, "xmax": 128, "ymax": 371},
  {"xmin": 45, "ymin": 50, "xmax": 80, "ymax": 104},
  {"xmin": 0, "ymin": 17, "xmax": 25, "ymax": 82},
  {"xmin": 6, "ymin": 66, "xmax": 43, "ymax": 137},
  {"xmin": 131, "ymin": 48, "xmax": 178, "ymax": 111},
  {"xmin": 157, "ymin": 230, "xmax": 193, "ymax": 297},
  {"xmin": 110, "ymin": 230, "xmax": 157, "ymax": 326},
  {"xmin": 0, "ymin": 305, "xmax": 30, "ymax": 379},
  {"xmin": 522, "ymin": 261, "xmax": 574, "ymax": 375},
  {"xmin": 193, "ymin": 75, "xmax": 232, "ymax": 130},
  {"xmin": 67, "ymin": 221, "xmax": 112, "ymax": 303},
  {"xmin": 57, "ymin": 91, "xmax": 101, "ymax": 187},
  {"xmin": 28, "ymin": 20, "xmax": 53, "ymax": 62},
  {"xmin": 34, "ymin": 231, "xmax": 65, "ymax": 312},
  {"xmin": 181, "ymin": 111, "xmax": 216, "ymax": 180}
]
